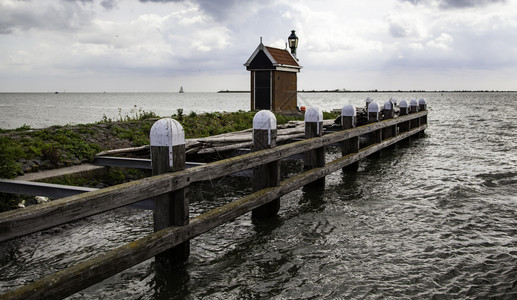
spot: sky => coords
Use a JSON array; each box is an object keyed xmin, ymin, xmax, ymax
[{"xmin": 0, "ymin": 0, "xmax": 516, "ymax": 92}]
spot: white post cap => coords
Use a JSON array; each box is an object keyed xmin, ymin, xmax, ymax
[
  {"xmin": 253, "ymin": 110, "xmax": 277, "ymax": 145},
  {"xmin": 384, "ymin": 100, "xmax": 394, "ymax": 110},
  {"xmin": 150, "ymin": 118, "xmax": 185, "ymax": 147},
  {"xmin": 419, "ymin": 98, "xmax": 427, "ymax": 105},
  {"xmin": 389, "ymin": 97, "xmax": 397, "ymax": 105},
  {"xmin": 366, "ymin": 97, "xmax": 374, "ymax": 104},
  {"xmin": 342, "ymin": 104, "xmax": 356, "ymax": 117},
  {"xmin": 399, "ymin": 100, "xmax": 408, "ymax": 108},
  {"xmin": 304, "ymin": 107, "xmax": 323, "ymax": 122},
  {"xmin": 368, "ymin": 101, "xmax": 380, "ymax": 113},
  {"xmin": 253, "ymin": 110, "xmax": 276, "ymax": 130},
  {"xmin": 410, "ymin": 99, "xmax": 418, "ymax": 107},
  {"xmin": 150, "ymin": 118, "xmax": 184, "ymax": 168}
]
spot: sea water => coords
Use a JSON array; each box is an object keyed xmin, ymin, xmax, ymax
[{"xmin": 0, "ymin": 92, "xmax": 517, "ymax": 299}]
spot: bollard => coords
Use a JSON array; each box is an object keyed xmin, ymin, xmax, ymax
[
  {"xmin": 419, "ymin": 98, "xmax": 427, "ymax": 111},
  {"xmin": 410, "ymin": 99, "xmax": 419, "ymax": 113},
  {"xmin": 341, "ymin": 104, "xmax": 359, "ymax": 172},
  {"xmin": 367, "ymin": 101, "xmax": 382, "ymax": 158},
  {"xmin": 304, "ymin": 107, "xmax": 325, "ymax": 187},
  {"xmin": 150, "ymin": 118, "xmax": 189, "ymax": 268},
  {"xmin": 341, "ymin": 104, "xmax": 356, "ymax": 130},
  {"xmin": 365, "ymin": 97, "xmax": 373, "ymax": 110},
  {"xmin": 383, "ymin": 100, "xmax": 394, "ymax": 119},
  {"xmin": 383, "ymin": 100, "xmax": 396, "ymax": 139},
  {"xmin": 418, "ymin": 98, "xmax": 427, "ymax": 136},
  {"xmin": 399, "ymin": 100, "xmax": 408, "ymax": 116},
  {"xmin": 252, "ymin": 110, "xmax": 280, "ymax": 218},
  {"xmin": 398, "ymin": 100, "xmax": 409, "ymax": 133},
  {"xmin": 409, "ymin": 99, "xmax": 420, "ymax": 128},
  {"xmin": 368, "ymin": 101, "xmax": 380, "ymax": 123}
]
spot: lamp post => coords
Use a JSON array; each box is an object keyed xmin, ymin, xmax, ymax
[{"xmin": 288, "ymin": 30, "xmax": 299, "ymax": 59}]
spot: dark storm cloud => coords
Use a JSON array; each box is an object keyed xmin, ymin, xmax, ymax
[
  {"xmin": 0, "ymin": 0, "xmax": 94, "ymax": 34},
  {"xmin": 100, "ymin": 0, "xmax": 118, "ymax": 10},
  {"xmin": 401, "ymin": 0, "xmax": 507, "ymax": 9},
  {"xmin": 139, "ymin": 0, "xmax": 266, "ymax": 20}
]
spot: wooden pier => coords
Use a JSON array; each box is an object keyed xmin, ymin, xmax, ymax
[{"xmin": 0, "ymin": 100, "xmax": 428, "ymax": 299}]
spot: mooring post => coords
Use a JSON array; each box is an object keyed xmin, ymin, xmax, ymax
[
  {"xmin": 368, "ymin": 101, "xmax": 382, "ymax": 158},
  {"xmin": 419, "ymin": 98, "xmax": 427, "ymax": 124},
  {"xmin": 410, "ymin": 99, "xmax": 420, "ymax": 129},
  {"xmin": 399, "ymin": 100, "xmax": 409, "ymax": 133},
  {"xmin": 418, "ymin": 98, "xmax": 427, "ymax": 137},
  {"xmin": 304, "ymin": 107, "xmax": 325, "ymax": 187},
  {"xmin": 383, "ymin": 100, "xmax": 396, "ymax": 140},
  {"xmin": 341, "ymin": 104, "xmax": 359, "ymax": 171},
  {"xmin": 252, "ymin": 110, "xmax": 280, "ymax": 218},
  {"xmin": 150, "ymin": 118, "xmax": 189, "ymax": 268}
]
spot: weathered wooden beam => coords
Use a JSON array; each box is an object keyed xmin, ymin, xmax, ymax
[
  {"xmin": 0, "ymin": 124, "xmax": 427, "ymax": 300},
  {"xmin": 93, "ymin": 156, "xmax": 153, "ymax": 169},
  {"xmin": 0, "ymin": 111, "xmax": 427, "ymax": 243},
  {"xmin": 0, "ymin": 179, "xmax": 97, "ymax": 198}
]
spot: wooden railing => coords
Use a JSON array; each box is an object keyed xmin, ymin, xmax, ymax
[{"xmin": 0, "ymin": 104, "xmax": 428, "ymax": 300}]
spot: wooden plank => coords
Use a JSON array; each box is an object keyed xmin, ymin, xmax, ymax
[
  {"xmin": 0, "ymin": 180, "xmax": 97, "ymax": 198},
  {"xmin": 92, "ymin": 156, "xmax": 152, "ymax": 169},
  {"xmin": 0, "ymin": 124, "xmax": 427, "ymax": 300},
  {"xmin": 0, "ymin": 111, "xmax": 427, "ymax": 242}
]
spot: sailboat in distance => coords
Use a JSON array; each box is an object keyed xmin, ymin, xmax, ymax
[{"xmin": 179, "ymin": 86, "xmax": 184, "ymax": 93}]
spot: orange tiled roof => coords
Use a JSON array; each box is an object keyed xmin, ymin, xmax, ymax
[{"xmin": 265, "ymin": 46, "xmax": 299, "ymax": 67}]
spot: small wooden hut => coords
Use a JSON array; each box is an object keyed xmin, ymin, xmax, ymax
[{"xmin": 244, "ymin": 40, "xmax": 302, "ymax": 112}]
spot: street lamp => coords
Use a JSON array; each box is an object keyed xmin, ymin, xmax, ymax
[{"xmin": 288, "ymin": 30, "xmax": 299, "ymax": 59}]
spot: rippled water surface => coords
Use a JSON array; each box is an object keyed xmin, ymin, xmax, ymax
[{"xmin": 1, "ymin": 92, "xmax": 517, "ymax": 299}]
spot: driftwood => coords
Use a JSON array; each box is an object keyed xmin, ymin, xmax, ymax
[
  {"xmin": 185, "ymin": 120, "xmax": 336, "ymax": 155},
  {"xmin": 91, "ymin": 120, "xmax": 337, "ymax": 158},
  {"xmin": 95, "ymin": 145, "xmax": 150, "ymax": 157}
]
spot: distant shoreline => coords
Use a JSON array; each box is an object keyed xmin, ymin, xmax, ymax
[
  {"xmin": 218, "ymin": 89, "xmax": 515, "ymax": 93},
  {"xmin": 217, "ymin": 90, "xmax": 250, "ymax": 93}
]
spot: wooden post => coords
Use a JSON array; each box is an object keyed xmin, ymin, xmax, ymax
[
  {"xmin": 341, "ymin": 104, "xmax": 359, "ymax": 171},
  {"xmin": 419, "ymin": 98, "xmax": 427, "ymax": 123},
  {"xmin": 389, "ymin": 97, "xmax": 397, "ymax": 106},
  {"xmin": 150, "ymin": 118, "xmax": 189, "ymax": 268},
  {"xmin": 418, "ymin": 98, "xmax": 427, "ymax": 137},
  {"xmin": 304, "ymin": 107, "xmax": 325, "ymax": 187},
  {"xmin": 365, "ymin": 97, "xmax": 373, "ymax": 111},
  {"xmin": 368, "ymin": 101, "xmax": 382, "ymax": 158},
  {"xmin": 398, "ymin": 100, "xmax": 409, "ymax": 133},
  {"xmin": 252, "ymin": 110, "xmax": 280, "ymax": 218},
  {"xmin": 410, "ymin": 99, "xmax": 420, "ymax": 129},
  {"xmin": 383, "ymin": 100, "xmax": 396, "ymax": 140}
]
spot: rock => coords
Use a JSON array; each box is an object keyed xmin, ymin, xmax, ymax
[
  {"xmin": 39, "ymin": 160, "xmax": 54, "ymax": 170},
  {"xmin": 35, "ymin": 196, "xmax": 50, "ymax": 204},
  {"xmin": 22, "ymin": 163, "xmax": 33, "ymax": 173}
]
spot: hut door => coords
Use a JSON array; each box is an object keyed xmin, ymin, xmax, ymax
[{"xmin": 254, "ymin": 71, "xmax": 271, "ymax": 110}]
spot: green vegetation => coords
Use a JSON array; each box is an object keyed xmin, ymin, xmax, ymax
[
  {"xmin": 172, "ymin": 109, "xmax": 312, "ymax": 138},
  {"xmin": 0, "ymin": 137, "xmax": 24, "ymax": 179},
  {"xmin": 0, "ymin": 108, "xmax": 339, "ymax": 211}
]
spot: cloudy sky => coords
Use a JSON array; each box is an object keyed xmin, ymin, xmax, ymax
[{"xmin": 0, "ymin": 0, "xmax": 515, "ymax": 92}]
